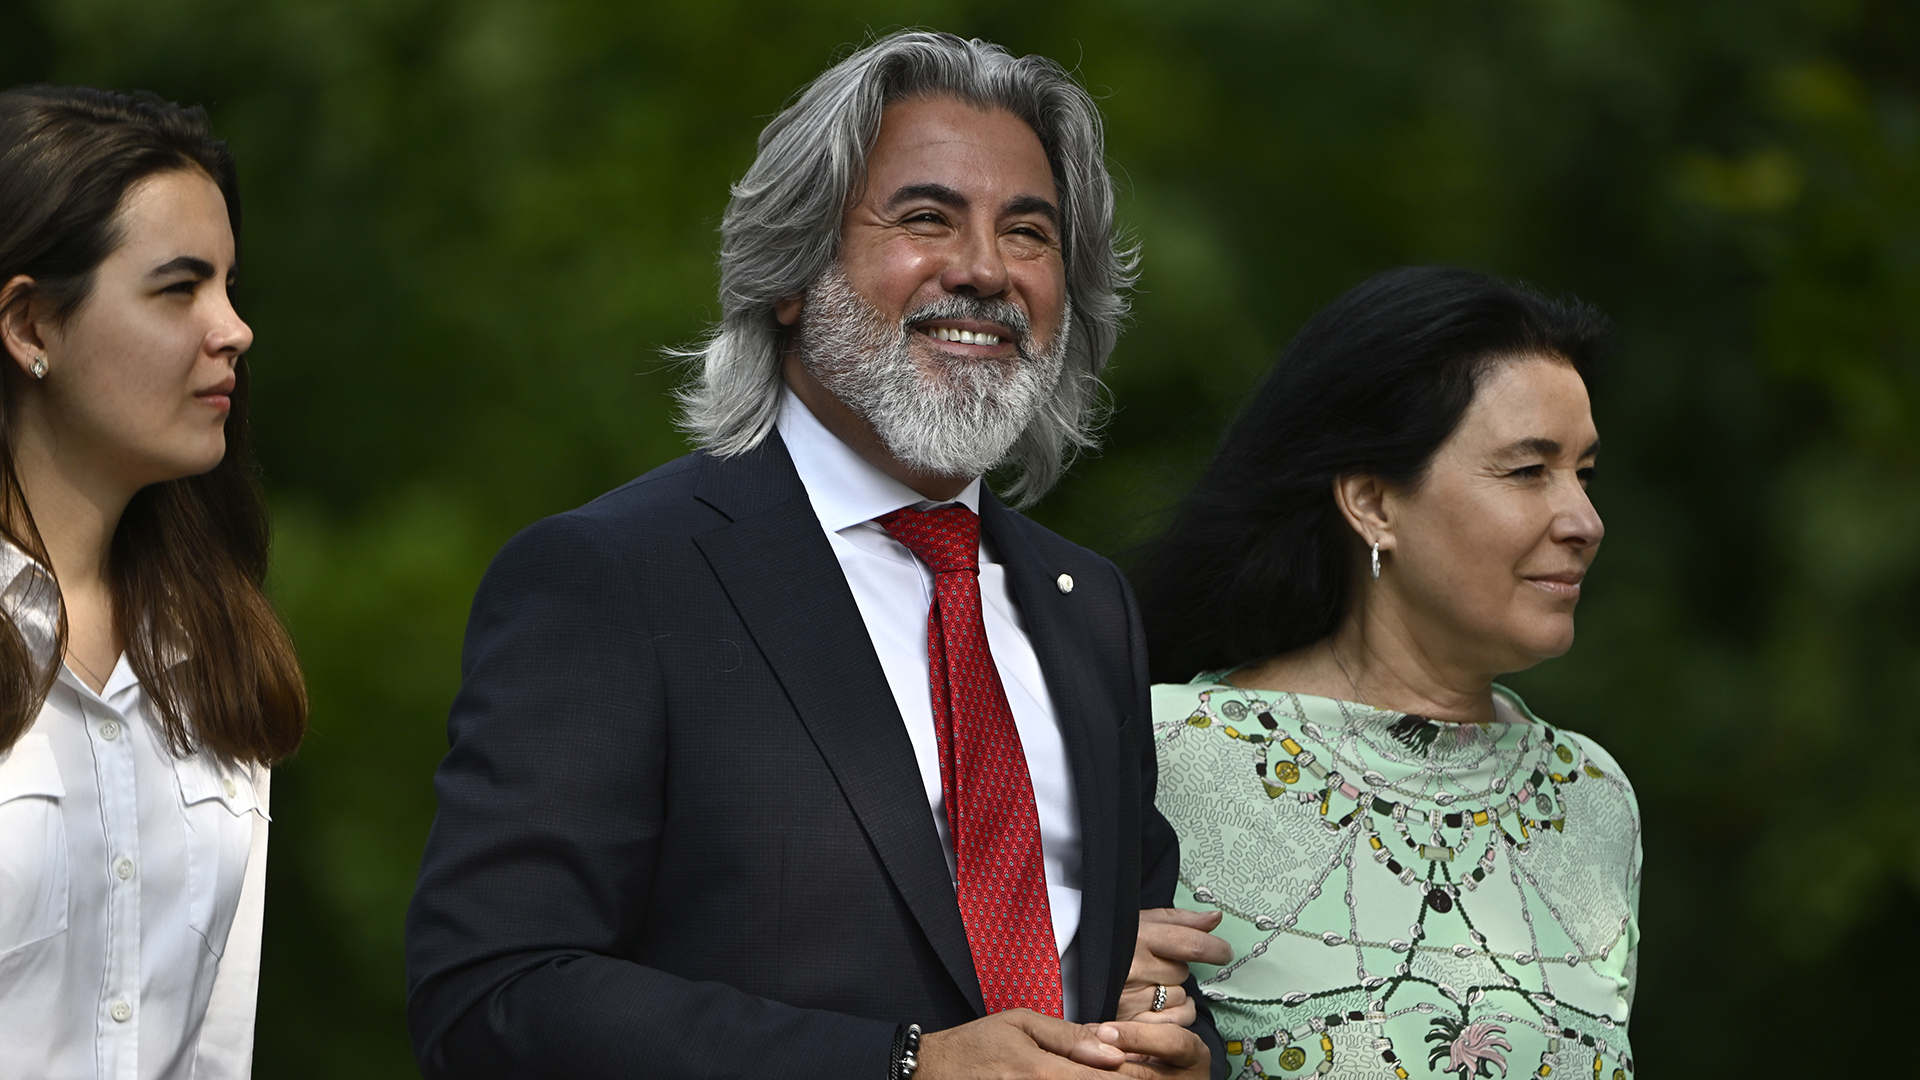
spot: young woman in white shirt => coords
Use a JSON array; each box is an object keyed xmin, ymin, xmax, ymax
[{"xmin": 0, "ymin": 86, "xmax": 307, "ymax": 1080}]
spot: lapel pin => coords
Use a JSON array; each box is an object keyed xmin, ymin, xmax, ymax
[{"xmin": 1056, "ymin": 573, "xmax": 1074, "ymax": 594}]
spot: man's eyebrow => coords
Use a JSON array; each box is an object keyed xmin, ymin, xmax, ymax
[
  {"xmin": 1003, "ymin": 193, "xmax": 1060, "ymax": 225},
  {"xmin": 148, "ymin": 255, "xmax": 216, "ymax": 279},
  {"xmin": 885, "ymin": 183, "xmax": 968, "ymax": 212},
  {"xmin": 883, "ymin": 184, "xmax": 1061, "ymax": 226}
]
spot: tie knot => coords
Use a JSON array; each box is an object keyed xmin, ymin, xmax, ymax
[{"xmin": 877, "ymin": 505, "xmax": 980, "ymax": 574}]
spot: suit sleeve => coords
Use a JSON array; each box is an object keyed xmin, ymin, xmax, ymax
[
  {"xmin": 404, "ymin": 513, "xmax": 895, "ymax": 1080},
  {"xmin": 1117, "ymin": 566, "xmax": 1228, "ymax": 1080}
]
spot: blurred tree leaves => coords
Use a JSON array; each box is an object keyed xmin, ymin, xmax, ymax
[{"xmin": 7, "ymin": 0, "xmax": 1915, "ymax": 1074}]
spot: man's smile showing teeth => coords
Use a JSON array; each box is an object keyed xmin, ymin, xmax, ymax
[{"xmin": 924, "ymin": 326, "xmax": 1002, "ymax": 346}]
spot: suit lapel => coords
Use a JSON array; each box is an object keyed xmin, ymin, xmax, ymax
[
  {"xmin": 691, "ymin": 437, "xmax": 985, "ymax": 1014},
  {"xmin": 979, "ymin": 493, "xmax": 1120, "ymax": 1022}
]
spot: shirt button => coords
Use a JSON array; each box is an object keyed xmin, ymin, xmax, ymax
[
  {"xmin": 99, "ymin": 720, "xmax": 120, "ymax": 741},
  {"xmin": 114, "ymin": 857, "xmax": 134, "ymax": 881},
  {"xmin": 222, "ymin": 778, "xmax": 238, "ymax": 798},
  {"xmin": 110, "ymin": 1000, "xmax": 131, "ymax": 1023}
]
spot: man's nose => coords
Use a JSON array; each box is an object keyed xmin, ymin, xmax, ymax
[{"xmin": 938, "ymin": 224, "xmax": 1010, "ymax": 298}]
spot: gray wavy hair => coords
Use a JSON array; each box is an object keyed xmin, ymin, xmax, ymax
[{"xmin": 674, "ymin": 30, "xmax": 1138, "ymax": 506}]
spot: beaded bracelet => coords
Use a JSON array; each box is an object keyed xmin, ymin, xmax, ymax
[{"xmin": 889, "ymin": 1023, "xmax": 922, "ymax": 1079}]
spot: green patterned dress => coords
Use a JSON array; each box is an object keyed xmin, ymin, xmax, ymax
[{"xmin": 1153, "ymin": 677, "xmax": 1639, "ymax": 1080}]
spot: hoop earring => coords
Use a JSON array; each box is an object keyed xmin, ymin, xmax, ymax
[
  {"xmin": 29, "ymin": 356, "xmax": 46, "ymax": 379},
  {"xmin": 1370, "ymin": 542, "xmax": 1381, "ymax": 580}
]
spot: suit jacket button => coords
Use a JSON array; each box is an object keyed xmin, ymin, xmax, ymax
[{"xmin": 1056, "ymin": 574, "xmax": 1074, "ymax": 594}]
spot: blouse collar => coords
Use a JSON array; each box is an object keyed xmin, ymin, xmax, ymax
[
  {"xmin": 0, "ymin": 540, "xmax": 60, "ymax": 670},
  {"xmin": 0, "ymin": 540, "xmax": 188, "ymax": 686}
]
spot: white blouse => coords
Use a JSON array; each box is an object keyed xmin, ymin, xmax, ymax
[{"xmin": 0, "ymin": 545, "xmax": 271, "ymax": 1080}]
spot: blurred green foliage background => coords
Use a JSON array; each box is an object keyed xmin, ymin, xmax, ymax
[{"xmin": 7, "ymin": 0, "xmax": 1916, "ymax": 1074}]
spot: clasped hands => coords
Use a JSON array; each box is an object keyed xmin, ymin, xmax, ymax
[{"xmin": 916, "ymin": 908, "xmax": 1233, "ymax": 1079}]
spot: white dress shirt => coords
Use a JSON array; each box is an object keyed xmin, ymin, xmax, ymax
[
  {"xmin": 0, "ymin": 543, "xmax": 270, "ymax": 1080},
  {"xmin": 777, "ymin": 390, "xmax": 1084, "ymax": 1016}
]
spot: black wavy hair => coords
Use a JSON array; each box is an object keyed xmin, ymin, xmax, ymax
[{"xmin": 1130, "ymin": 265, "xmax": 1612, "ymax": 684}]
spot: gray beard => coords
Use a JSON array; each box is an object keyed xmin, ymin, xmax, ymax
[{"xmin": 796, "ymin": 262, "xmax": 1071, "ymax": 480}]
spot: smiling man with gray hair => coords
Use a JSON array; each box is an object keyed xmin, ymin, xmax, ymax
[{"xmin": 407, "ymin": 30, "xmax": 1217, "ymax": 1080}]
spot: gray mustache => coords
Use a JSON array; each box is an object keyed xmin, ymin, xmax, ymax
[{"xmin": 901, "ymin": 295, "xmax": 1032, "ymax": 341}]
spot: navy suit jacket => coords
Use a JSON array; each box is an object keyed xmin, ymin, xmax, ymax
[{"xmin": 405, "ymin": 435, "xmax": 1204, "ymax": 1078}]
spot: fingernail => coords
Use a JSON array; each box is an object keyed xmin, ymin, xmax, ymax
[{"xmin": 1098, "ymin": 1024, "xmax": 1121, "ymax": 1043}]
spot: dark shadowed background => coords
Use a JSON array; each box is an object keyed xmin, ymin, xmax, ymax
[{"xmin": 6, "ymin": 0, "xmax": 1915, "ymax": 1074}]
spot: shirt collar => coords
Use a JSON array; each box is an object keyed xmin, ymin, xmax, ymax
[
  {"xmin": 0, "ymin": 537, "xmax": 44, "ymax": 595},
  {"xmin": 777, "ymin": 387, "xmax": 982, "ymax": 533},
  {"xmin": 0, "ymin": 539, "xmax": 189, "ymax": 682},
  {"xmin": 0, "ymin": 539, "xmax": 60, "ymax": 667}
]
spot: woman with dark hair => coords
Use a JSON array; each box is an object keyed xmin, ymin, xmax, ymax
[
  {"xmin": 1128, "ymin": 267, "xmax": 1640, "ymax": 1078},
  {"xmin": 0, "ymin": 87, "xmax": 306, "ymax": 1078}
]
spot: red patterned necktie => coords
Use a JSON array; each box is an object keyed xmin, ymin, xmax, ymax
[{"xmin": 877, "ymin": 505, "xmax": 1062, "ymax": 1018}]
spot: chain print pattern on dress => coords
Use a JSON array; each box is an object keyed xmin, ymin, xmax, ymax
[{"xmin": 1155, "ymin": 684, "xmax": 1639, "ymax": 1080}]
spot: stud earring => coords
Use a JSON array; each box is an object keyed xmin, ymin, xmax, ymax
[
  {"xmin": 1371, "ymin": 542, "xmax": 1381, "ymax": 580},
  {"xmin": 28, "ymin": 356, "xmax": 45, "ymax": 379}
]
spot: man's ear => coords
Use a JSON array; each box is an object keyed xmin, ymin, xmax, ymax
[
  {"xmin": 1332, "ymin": 472, "xmax": 1395, "ymax": 554},
  {"xmin": 774, "ymin": 295, "xmax": 804, "ymax": 326},
  {"xmin": 0, "ymin": 275, "xmax": 49, "ymax": 378}
]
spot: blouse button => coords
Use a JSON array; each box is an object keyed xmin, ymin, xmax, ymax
[
  {"xmin": 114, "ymin": 857, "xmax": 134, "ymax": 881},
  {"xmin": 223, "ymin": 778, "xmax": 238, "ymax": 799},
  {"xmin": 109, "ymin": 1000, "xmax": 131, "ymax": 1023},
  {"xmin": 99, "ymin": 720, "xmax": 120, "ymax": 741}
]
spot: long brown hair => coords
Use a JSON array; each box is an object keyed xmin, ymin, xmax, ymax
[{"xmin": 0, "ymin": 86, "xmax": 306, "ymax": 765}]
